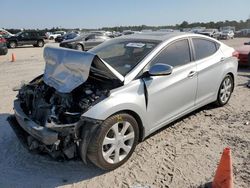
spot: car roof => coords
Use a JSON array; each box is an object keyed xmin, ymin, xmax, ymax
[{"xmin": 119, "ymin": 32, "xmax": 190, "ymax": 42}]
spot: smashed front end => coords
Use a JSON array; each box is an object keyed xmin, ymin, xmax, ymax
[{"xmin": 8, "ymin": 46, "xmax": 123, "ymax": 161}]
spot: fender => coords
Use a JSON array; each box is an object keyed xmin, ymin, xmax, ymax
[{"xmin": 82, "ymin": 79, "xmax": 149, "ymax": 132}]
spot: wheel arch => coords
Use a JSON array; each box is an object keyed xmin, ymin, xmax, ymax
[
  {"xmin": 226, "ymin": 72, "xmax": 235, "ymax": 91},
  {"xmin": 9, "ymin": 40, "xmax": 18, "ymax": 44},
  {"xmin": 111, "ymin": 110, "xmax": 145, "ymax": 142},
  {"xmin": 77, "ymin": 43, "xmax": 84, "ymax": 50}
]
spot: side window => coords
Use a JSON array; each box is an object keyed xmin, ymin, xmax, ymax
[
  {"xmin": 151, "ymin": 39, "xmax": 191, "ymax": 68},
  {"xmin": 192, "ymin": 38, "xmax": 218, "ymax": 60},
  {"xmin": 30, "ymin": 32, "xmax": 36, "ymax": 38},
  {"xmin": 88, "ymin": 34, "xmax": 95, "ymax": 40}
]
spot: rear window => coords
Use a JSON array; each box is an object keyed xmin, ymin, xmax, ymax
[{"xmin": 193, "ymin": 38, "xmax": 219, "ymax": 60}]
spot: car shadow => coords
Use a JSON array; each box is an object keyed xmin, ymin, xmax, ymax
[{"xmin": 0, "ymin": 113, "xmax": 106, "ymax": 188}]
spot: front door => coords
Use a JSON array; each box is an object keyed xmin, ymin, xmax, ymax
[{"xmin": 143, "ymin": 39, "xmax": 198, "ymax": 132}]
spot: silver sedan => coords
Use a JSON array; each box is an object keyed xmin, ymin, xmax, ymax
[{"xmin": 9, "ymin": 32, "xmax": 238, "ymax": 170}]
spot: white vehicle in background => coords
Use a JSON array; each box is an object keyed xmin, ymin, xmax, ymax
[
  {"xmin": 198, "ymin": 29, "xmax": 221, "ymax": 39},
  {"xmin": 219, "ymin": 30, "xmax": 234, "ymax": 40},
  {"xmin": 0, "ymin": 29, "xmax": 14, "ymax": 38},
  {"xmin": 47, "ymin": 31, "xmax": 66, "ymax": 40}
]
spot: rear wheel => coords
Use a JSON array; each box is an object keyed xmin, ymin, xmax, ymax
[
  {"xmin": 86, "ymin": 113, "xmax": 139, "ymax": 170},
  {"xmin": 37, "ymin": 40, "xmax": 44, "ymax": 47},
  {"xmin": 215, "ymin": 74, "xmax": 233, "ymax": 106}
]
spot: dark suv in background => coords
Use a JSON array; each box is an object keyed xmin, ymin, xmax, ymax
[
  {"xmin": 60, "ymin": 32, "xmax": 110, "ymax": 51},
  {"xmin": 6, "ymin": 31, "xmax": 45, "ymax": 48}
]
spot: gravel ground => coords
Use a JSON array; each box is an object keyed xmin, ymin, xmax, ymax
[{"xmin": 0, "ymin": 38, "xmax": 249, "ymax": 188}]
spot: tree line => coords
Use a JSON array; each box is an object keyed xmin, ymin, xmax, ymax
[{"xmin": 4, "ymin": 19, "xmax": 250, "ymax": 34}]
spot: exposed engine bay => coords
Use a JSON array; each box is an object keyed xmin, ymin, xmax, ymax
[
  {"xmin": 18, "ymin": 75, "xmax": 111, "ymax": 126},
  {"xmin": 10, "ymin": 74, "xmax": 120, "ymax": 160}
]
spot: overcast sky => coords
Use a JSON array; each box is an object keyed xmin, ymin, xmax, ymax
[{"xmin": 1, "ymin": 0, "xmax": 250, "ymax": 29}]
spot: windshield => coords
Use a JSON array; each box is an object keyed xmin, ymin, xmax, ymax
[
  {"xmin": 74, "ymin": 33, "xmax": 88, "ymax": 40},
  {"xmin": 89, "ymin": 39, "xmax": 160, "ymax": 76},
  {"xmin": 15, "ymin": 32, "xmax": 22, "ymax": 36}
]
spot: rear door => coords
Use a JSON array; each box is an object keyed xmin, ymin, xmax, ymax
[
  {"xmin": 144, "ymin": 39, "xmax": 198, "ymax": 131},
  {"xmin": 29, "ymin": 32, "xmax": 38, "ymax": 45},
  {"xmin": 191, "ymin": 37, "xmax": 223, "ymax": 106}
]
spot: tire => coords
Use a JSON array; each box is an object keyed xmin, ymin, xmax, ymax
[
  {"xmin": 9, "ymin": 41, "xmax": 17, "ymax": 48},
  {"xmin": 215, "ymin": 74, "xmax": 234, "ymax": 107},
  {"xmin": 37, "ymin": 40, "xmax": 44, "ymax": 47},
  {"xmin": 86, "ymin": 113, "xmax": 139, "ymax": 170},
  {"xmin": 49, "ymin": 36, "xmax": 54, "ymax": 40},
  {"xmin": 76, "ymin": 44, "xmax": 84, "ymax": 51}
]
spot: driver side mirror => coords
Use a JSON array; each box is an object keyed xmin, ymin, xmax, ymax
[{"xmin": 148, "ymin": 63, "xmax": 173, "ymax": 76}]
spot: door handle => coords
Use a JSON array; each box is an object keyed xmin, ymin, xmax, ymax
[{"xmin": 188, "ymin": 71, "xmax": 197, "ymax": 78}]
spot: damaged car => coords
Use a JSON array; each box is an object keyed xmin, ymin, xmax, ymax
[{"xmin": 8, "ymin": 32, "xmax": 238, "ymax": 170}]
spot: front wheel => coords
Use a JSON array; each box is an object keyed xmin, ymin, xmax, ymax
[
  {"xmin": 76, "ymin": 44, "xmax": 83, "ymax": 51},
  {"xmin": 215, "ymin": 74, "xmax": 233, "ymax": 106},
  {"xmin": 86, "ymin": 113, "xmax": 139, "ymax": 170},
  {"xmin": 9, "ymin": 41, "xmax": 17, "ymax": 48}
]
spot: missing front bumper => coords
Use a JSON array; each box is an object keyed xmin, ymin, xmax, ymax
[
  {"xmin": 12, "ymin": 100, "xmax": 59, "ymax": 145},
  {"xmin": 8, "ymin": 100, "xmax": 103, "ymax": 162}
]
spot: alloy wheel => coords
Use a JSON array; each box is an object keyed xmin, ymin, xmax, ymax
[
  {"xmin": 102, "ymin": 121, "xmax": 135, "ymax": 164},
  {"xmin": 219, "ymin": 77, "xmax": 232, "ymax": 104}
]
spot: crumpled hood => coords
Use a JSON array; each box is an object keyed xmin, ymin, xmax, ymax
[{"xmin": 43, "ymin": 46, "xmax": 123, "ymax": 93}]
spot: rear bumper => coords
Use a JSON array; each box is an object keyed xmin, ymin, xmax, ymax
[
  {"xmin": 219, "ymin": 35, "xmax": 229, "ymax": 39},
  {"xmin": 9, "ymin": 100, "xmax": 58, "ymax": 145}
]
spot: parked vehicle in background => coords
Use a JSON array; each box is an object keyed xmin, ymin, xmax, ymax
[
  {"xmin": 55, "ymin": 32, "xmax": 79, "ymax": 43},
  {"xmin": 0, "ymin": 29, "xmax": 14, "ymax": 38},
  {"xmin": 60, "ymin": 32, "xmax": 110, "ymax": 51},
  {"xmin": 6, "ymin": 31, "xmax": 45, "ymax": 48},
  {"xmin": 219, "ymin": 30, "xmax": 234, "ymax": 39},
  {"xmin": 112, "ymin": 31, "xmax": 122, "ymax": 37},
  {"xmin": 0, "ymin": 36, "xmax": 8, "ymax": 55},
  {"xmin": 235, "ymin": 45, "xmax": 250, "ymax": 66},
  {"xmin": 37, "ymin": 31, "xmax": 47, "ymax": 39},
  {"xmin": 244, "ymin": 41, "xmax": 250, "ymax": 45},
  {"xmin": 198, "ymin": 29, "xmax": 221, "ymax": 39},
  {"xmin": 122, "ymin": 30, "xmax": 136, "ymax": 35},
  {"xmin": 236, "ymin": 29, "xmax": 250, "ymax": 37},
  {"xmin": 8, "ymin": 32, "xmax": 238, "ymax": 170},
  {"xmin": 47, "ymin": 31, "xmax": 66, "ymax": 40}
]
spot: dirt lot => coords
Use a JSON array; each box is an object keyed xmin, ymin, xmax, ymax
[{"xmin": 0, "ymin": 38, "xmax": 249, "ymax": 188}]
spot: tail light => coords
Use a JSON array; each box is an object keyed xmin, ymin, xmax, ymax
[
  {"xmin": 232, "ymin": 51, "xmax": 239, "ymax": 59},
  {"xmin": 0, "ymin": 37, "xmax": 6, "ymax": 43}
]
